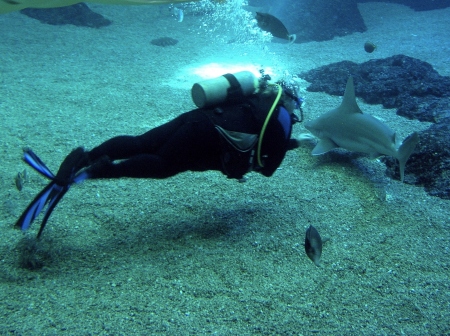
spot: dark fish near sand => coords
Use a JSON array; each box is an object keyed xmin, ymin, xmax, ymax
[
  {"xmin": 151, "ymin": 37, "xmax": 178, "ymax": 47},
  {"xmin": 14, "ymin": 169, "xmax": 28, "ymax": 191},
  {"xmin": 305, "ymin": 225, "xmax": 322, "ymax": 266},
  {"xmin": 364, "ymin": 41, "xmax": 377, "ymax": 53},
  {"xmin": 255, "ymin": 12, "xmax": 296, "ymax": 43}
]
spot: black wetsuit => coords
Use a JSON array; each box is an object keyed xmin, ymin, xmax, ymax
[
  {"xmin": 86, "ymin": 91, "xmax": 298, "ymax": 180},
  {"xmin": 14, "ymin": 89, "xmax": 300, "ymax": 237}
]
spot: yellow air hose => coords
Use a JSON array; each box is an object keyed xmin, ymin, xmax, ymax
[{"xmin": 256, "ymin": 84, "xmax": 283, "ymax": 167}]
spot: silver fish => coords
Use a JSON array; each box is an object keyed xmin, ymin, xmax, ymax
[
  {"xmin": 15, "ymin": 169, "xmax": 28, "ymax": 191},
  {"xmin": 255, "ymin": 12, "xmax": 296, "ymax": 43},
  {"xmin": 305, "ymin": 225, "xmax": 322, "ymax": 267}
]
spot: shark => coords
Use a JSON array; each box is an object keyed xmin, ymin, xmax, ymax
[{"xmin": 304, "ymin": 76, "xmax": 419, "ymax": 182}]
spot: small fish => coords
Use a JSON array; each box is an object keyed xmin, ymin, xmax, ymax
[
  {"xmin": 255, "ymin": 12, "xmax": 296, "ymax": 43},
  {"xmin": 305, "ymin": 225, "xmax": 322, "ymax": 266},
  {"xmin": 22, "ymin": 168, "xmax": 28, "ymax": 181},
  {"xmin": 364, "ymin": 41, "xmax": 377, "ymax": 53},
  {"xmin": 15, "ymin": 169, "xmax": 28, "ymax": 191}
]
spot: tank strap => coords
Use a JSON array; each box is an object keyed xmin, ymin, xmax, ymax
[{"xmin": 223, "ymin": 73, "xmax": 246, "ymax": 104}]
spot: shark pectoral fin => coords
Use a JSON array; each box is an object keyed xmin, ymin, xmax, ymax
[
  {"xmin": 311, "ymin": 138, "xmax": 338, "ymax": 155},
  {"xmin": 369, "ymin": 152, "xmax": 382, "ymax": 159},
  {"xmin": 397, "ymin": 132, "xmax": 420, "ymax": 182}
]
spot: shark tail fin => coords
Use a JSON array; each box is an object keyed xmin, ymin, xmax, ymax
[{"xmin": 397, "ymin": 132, "xmax": 419, "ymax": 182}]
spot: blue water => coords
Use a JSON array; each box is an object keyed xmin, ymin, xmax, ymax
[{"xmin": 1, "ymin": 2, "xmax": 449, "ymax": 334}]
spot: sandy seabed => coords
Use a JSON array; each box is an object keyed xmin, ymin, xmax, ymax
[{"xmin": 0, "ymin": 2, "xmax": 449, "ymax": 335}]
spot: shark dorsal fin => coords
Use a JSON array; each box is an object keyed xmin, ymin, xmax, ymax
[{"xmin": 338, "ymin": 76, "xmax": 363, "ymax": 115}]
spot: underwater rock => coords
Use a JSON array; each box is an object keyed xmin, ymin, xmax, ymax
[
  {"xmin": 300, "ymin": 55, "xmax": 450, "ymax": 199},
  {"xmin": 150, "ymin": 37, "xmax": 179, "ymax": 47},
  {"xmin": 20, "ymin": 3, "xmax": 112, "ymax": 28},
  {"xmin": 301, "ymin": 55, "xmax": 450, "ymax": 123},
  {"xmin": 248, "ymin": 0, "xmax": 366, "ymax": 43},
  {"xmin": 358, "ymin": 0, "xmax": 450, "ymax": 11}
]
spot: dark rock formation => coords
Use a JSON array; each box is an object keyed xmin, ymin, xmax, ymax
[
  {"xmin": 248, "ymin": 0, "xmax": 366, "ymax": 43},
  {"xmin": 300, "ymin": 55, "xmax": 450, "ymax": 199},
  {"xmin": 20, "ymin": 3, "xmax": 112, "ymax": 28},
  {"xmin": 358, "ymin": 0, "xmax": 450, "ymax": 11},
  {"xmin": 247, "ymin": 0, "xmax": 450, "ymax": 43},
  {"xmin": 301, "ymin": 55, "xmax": 450, "ymax": 122}
]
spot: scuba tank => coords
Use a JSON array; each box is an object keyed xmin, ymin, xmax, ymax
[{"xmin": 191, "ymin": 71, "xmax": 259, "ymax": 108}]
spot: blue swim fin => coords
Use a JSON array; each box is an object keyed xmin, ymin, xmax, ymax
[
  {"xmin": 15, "ymin": 148, "xmax": 88, "ymax": 238},
  {"xmin": 23, "ymin": 148, "xmax": 55, "ymax": 180}
]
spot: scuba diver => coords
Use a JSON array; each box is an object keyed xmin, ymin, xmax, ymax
[{"xmin": 15, "ymin": 70, "xmax": 304, "ymax": 238}]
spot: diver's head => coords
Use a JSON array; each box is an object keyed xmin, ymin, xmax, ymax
[
  {"xmin": 281, "ymin": 91, "xmax": 298, "ymax": 114},
  {"xmin": 277, "ymin": 81, "xmax": 302, "ymax": 114}
]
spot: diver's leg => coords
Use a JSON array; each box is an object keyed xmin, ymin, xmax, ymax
[
  {"xmin": 87, "ymin": 113, "xmax": 189, "ymax": 162},
  {"xmin": 54, "ymin": 147, "xmax": 90, "ymax": 184},
  {"xmin": 86, "ymin": 111, "xmax": 222, "ymax": 179},
  {"xmin": 86, "ymin": 154, "xmax": 175, "ymax": 179}
]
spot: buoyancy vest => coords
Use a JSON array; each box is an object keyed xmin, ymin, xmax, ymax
[{"xmin": 202, "ymin": 91, "xmax": 294, "ymax": 179}]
